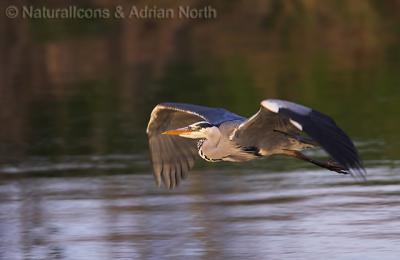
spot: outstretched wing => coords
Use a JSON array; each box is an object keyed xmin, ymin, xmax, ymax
[
  {"xmin": 233, "ymin": 99, "xmax": 365, "ymax": 178},
  {"xmin": 146, "ymin": 102, "xmax": 244, "ymax": 189}
]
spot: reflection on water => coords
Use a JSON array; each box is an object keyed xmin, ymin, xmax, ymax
[
  {"xmin": 1, "ymin": 164, "xmax": 400, "ymax": 259},
  {"xmin": 2, "ymin": 0, "xmax": 400, "ymax": 164}
]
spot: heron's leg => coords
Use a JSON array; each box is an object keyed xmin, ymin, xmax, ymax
[{"xmin": 281, "ymin": 150, "xmax": 349, "ymax": 174}]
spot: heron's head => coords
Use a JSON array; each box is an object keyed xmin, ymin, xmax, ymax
[{"xmin": 162, "ymin": 121, "xmax": 219, "ymax": 139}]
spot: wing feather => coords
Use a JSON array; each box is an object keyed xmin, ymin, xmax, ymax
[
  {"xmin": 234, "ymin": 99, "xmax": 365, "ymax": 178},
  {"xmin": 146, "ymin": 102, "xmax": 244, "ymax": 188}
]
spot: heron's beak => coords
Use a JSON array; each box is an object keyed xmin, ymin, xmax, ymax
[{"xmin": 162, "ymin": 127, "xmax": 193, "ymax": 136}]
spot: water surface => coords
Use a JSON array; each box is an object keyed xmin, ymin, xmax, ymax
[{"xmin": 1, "ymin": 153, "xmax": 400, "ymax": 259}]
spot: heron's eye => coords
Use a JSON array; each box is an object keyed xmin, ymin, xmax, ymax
[{"xmin": 193, "ymin": 122, "xmax": 213, "ymax": 129}]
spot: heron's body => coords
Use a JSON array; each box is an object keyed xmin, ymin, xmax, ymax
[
  {"xmin": 196, "ymin": 120, "xmax": 255, "ymax": 162},
  {"xmin": 146, "ymin": 99, "xmax": 365, "ymax": 189},
  {"xmin": 197, "ymin": 120, "xmax": 313, "ymax": 162}
]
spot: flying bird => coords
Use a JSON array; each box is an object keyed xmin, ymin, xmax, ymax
[{"xmin": 146, "ymin": 99, "xmax": 365, "ymax": 189}]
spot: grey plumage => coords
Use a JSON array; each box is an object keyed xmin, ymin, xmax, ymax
[
  {"xmin": 146, "ymin": 103, "xmax": 244, "ymax": 188},
  {"xmin": 146, "ymin": 99, "xmax": 365, "ymax": 189}
]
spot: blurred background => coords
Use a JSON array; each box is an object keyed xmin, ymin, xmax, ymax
[{"xmin": 1, "ymin": 0, "xmax": 400, "ymax": 259}]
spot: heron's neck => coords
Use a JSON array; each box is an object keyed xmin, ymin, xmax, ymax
[
  {"xmin": 197, "ymin": 126, "xmax": 220, "ymax": 147},
  {"xmin": 197, "ymin": 129, "xmax": 230, "ymax": 162},
  {"xmin": 197, "ymin": 139, "xmax": 206, "ymax": 150}
]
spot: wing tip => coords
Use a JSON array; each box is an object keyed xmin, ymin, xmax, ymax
[{"xmin": 349, "ymin": 162, "xmax": 367, "ymax": 181}]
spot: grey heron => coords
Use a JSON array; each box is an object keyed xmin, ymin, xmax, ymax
[{"xmin": 146, "ymin": 99, "xmax": 365, "ymax": 189}]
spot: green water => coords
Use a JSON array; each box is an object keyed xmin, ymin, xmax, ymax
[{"xmin": 1, "ymin": 1, "xmax": 400, "ymax": 259}]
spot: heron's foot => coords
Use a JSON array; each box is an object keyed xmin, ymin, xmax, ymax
[
  {"xmin": 325, "ymin": 160, "xmax": 349, "ymax": 175},
  {"xmin": 281, "ymin": 150, "xmax": 349, "ymax": 175}
]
